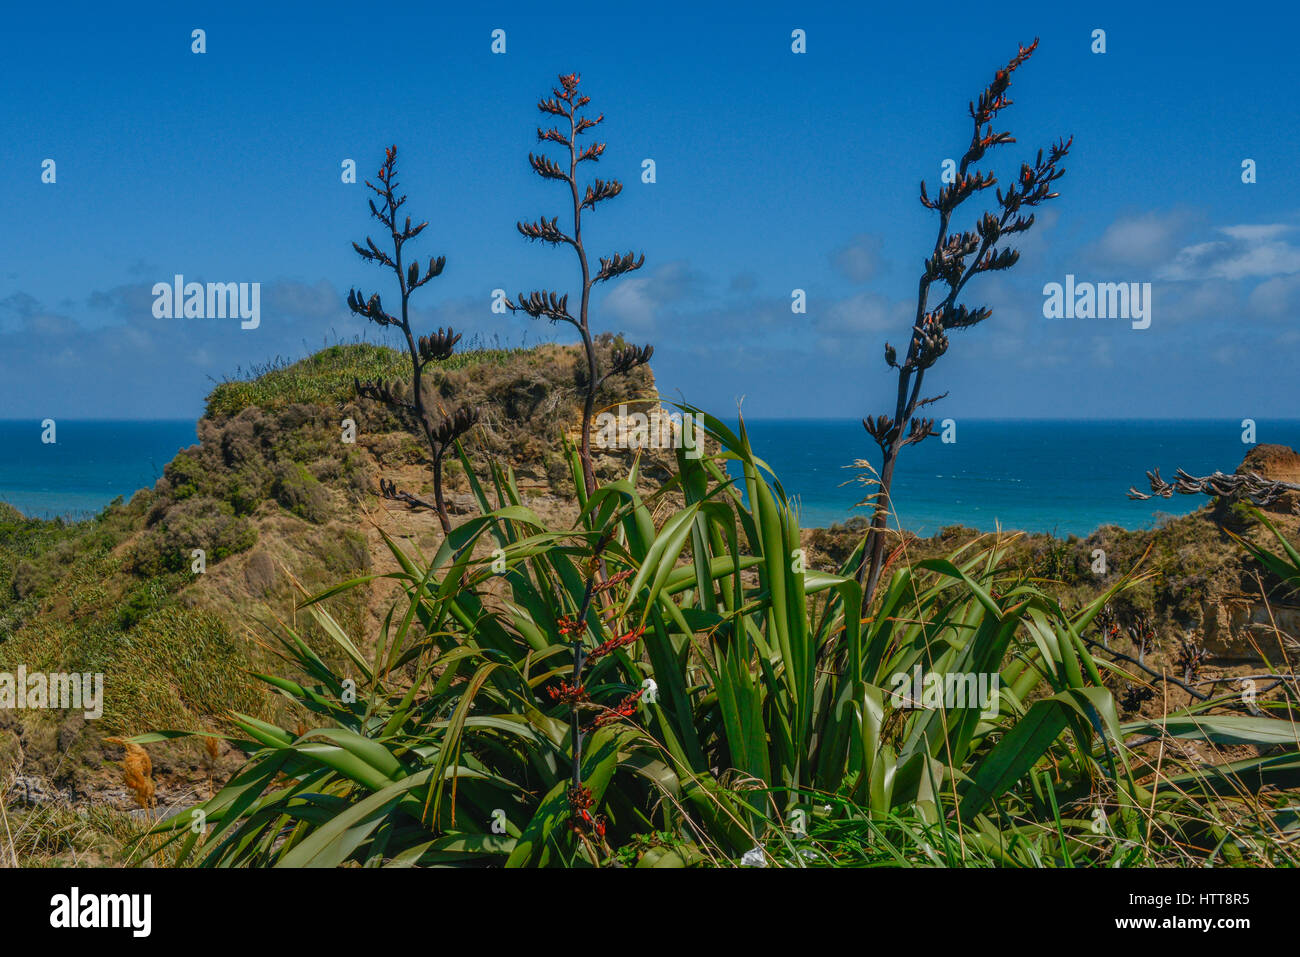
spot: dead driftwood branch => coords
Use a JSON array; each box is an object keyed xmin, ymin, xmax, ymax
[{"xmin": 1127, "ymin": 467, "xmax": 1300, "ymax": 506}]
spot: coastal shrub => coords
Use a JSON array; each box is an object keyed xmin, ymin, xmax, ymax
[
  {"xmin": 341, "ymin": 451, "xmax": 374, "ymax": 498},
  {"xmin": 161, "ymin": 450, "xmax": 206, "ymax": 501},
  {"xmin": 0, "ymin": 501, "xmax": 26, "ymax": 533},
  {"xmin": 130, "ymin": 497, "xmax": 257, "ymax": 575},
  {"xmin": 138, "ymin": 405, "xmax": 376, "ymax": 527},
  {"xmin": 222, "ymin": 467, "xmax": 267, "ymax": 516},
  {"xmin": 308, "ymin": 455, "xmax": 342, "ymax": 482},
  {"xmin": 113, "ymin": 576, "xmax": 173, "ymax": 631},
  {"xmin": 273, "ymin": 463, "xmax": 331, "ymax": 524},
  {"xmin": 1, "ymin": 525, "xmax": 124, "ymax": 638},
  {"xmin": 206, "ymin": 342, "xmax": 515, "ymax": 420},
  {"xmin": 317, "ymin": 527, "xmax": 369, "ymax": 576},
  {"xmin": 217, "ymin": 411, "xmax": 263, "ymax": 467},
  {"xmin": 5, "ymin": 528, "xmax": 105, "ymax": 605},
  {"xmin": 10, "ymin": 560, "xmax": 51, "ymax": 601},
  {"xmin": 1030, "ymin": 537, "xmax": 1076, "ymax": 580}
]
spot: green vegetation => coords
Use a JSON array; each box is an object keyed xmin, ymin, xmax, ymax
[
  {"xmin": 2, "ymin": 801, "xmax": 156, "ymax": 867},
  {"xmin": 135, "ymin": 421, "xmax": 1300, "ymax": 867},
  {"xmin": 205, "ymin": 342, "xmax": 516, "ymax": 420},
  {"xmin": 2, "ymin": 497, "xmax": 149, "ymax": 640},
  {"xmin": 0, "ymin": 493, "xmax": 269, "ymax": 736},
  {"xmin": 131, "ymin": 498, "xmax": 259, "ymax": 575},
  {"xmin": 273, "ymin": 463, "xmax": 331, "ymax": 524},
  {"xmin": 3, "ymin": 341, "xmax": 1297, "ymax": 869},
  {"xmin": 0, "ymin": 392, "xmax": 381, "ymax": 740},
  {"xmin": 809, "ymin": 507, "xmax": 1279, "ymax": 644}
]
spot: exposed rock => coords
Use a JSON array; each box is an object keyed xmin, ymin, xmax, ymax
[
  {"xmin": 1237, "ymin": 443, "xmax": 1300, "ymax": 513},
  {"xmin": 5, "ymin": 774, "xmax": 64, "ymax": 808},
  {"xmin": 1200, "ymin": 593, "xmax": 1299, "ymax": 662}
]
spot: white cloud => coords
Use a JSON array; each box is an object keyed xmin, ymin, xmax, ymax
[
  {"xmin": 603, "ymin": 279, "xmax": 656, "ymax": 331},
  {"xmin": 601, "ymin": 260, "xmax": 702, "ymax": 333},
  {"xmin": 1247, "ymin": 274, "xmax": 1300, "ymax": 318},
  {"xmin": 1160, "ymin": 224, "xmax": 1300, "ymax": 281},
  {"xmin": 830, "ymin": 234, "xmax": 886, "ymax": 283},
  {"xmin": 1086, "ymin": 210, "xmax": 1196, "ymax": 268},
  {"xmin": 1221, "ymin": 224, "xmax": 1292, "ymax": 243}
]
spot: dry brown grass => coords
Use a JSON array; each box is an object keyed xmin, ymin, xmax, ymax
[{"xmin": 105, "ymin": 738, "xmax": 156, "ymax": 810}]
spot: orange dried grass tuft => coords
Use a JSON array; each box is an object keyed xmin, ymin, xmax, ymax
[{"xmin": 105, "ymin": 737, "xmax": 156, "ymax": 809}]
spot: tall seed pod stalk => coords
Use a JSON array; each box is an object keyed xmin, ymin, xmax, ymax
[
  {"xmin": 550, "ymin": 534, "xmax": 642, "ymax": 864},
  {"xmin": 506, "ymin": 73, "xmax": 651, "ymax": 496},
  {"xmin": 348, "ymin": 146, "xmax": 479, "ymax": 534},
  {"xmin": 858, "ymin": 40, "xmax": 1071, "ymax": 601}
]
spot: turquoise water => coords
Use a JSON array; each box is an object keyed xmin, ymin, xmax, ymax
[
  {"xmin": 1, "ymin": 418, "xmax": 1296, "ymax": 536},
  {"xmin": 726, "ymin": 419, "xmax": 1300, "ymax": 537},
  {"xmin": 0, "ymin": 420, "xmax": 197, "ymax": 520}
]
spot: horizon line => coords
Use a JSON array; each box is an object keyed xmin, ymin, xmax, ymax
[{"xmin": 3, "ymin": 416, "xmax": 1298, "ymax": 425}]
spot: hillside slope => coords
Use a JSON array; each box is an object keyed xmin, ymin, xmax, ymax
[{"xmin": 0, "ymin": 337, "xmax": 668, "ymax": 828}]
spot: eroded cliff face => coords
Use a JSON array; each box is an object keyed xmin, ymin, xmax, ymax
[
  {"xmin": 1199, "ymin": 443, "xmax": 1300, "ymax": 661},
  {"xmin": 1199, "ymin": 597, "xmax": 1299, "ymax": 661},
  {"xmin": 1237, "ymin": 443, "xmax": 1300, "ymax": 513}
]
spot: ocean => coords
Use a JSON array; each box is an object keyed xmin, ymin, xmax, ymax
[
  {"xmin": 0, "ymin": 420, "xmax": 198, "ymax": 521},
  {"xmin": 724, "ymin": 418, "xmax": 1300, "ymax": 537},
  {"xmin": 1, "ymin": 418, "xmax": 1296, "ymax": 537}
]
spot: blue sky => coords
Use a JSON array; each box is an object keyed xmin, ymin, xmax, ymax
[{"xmin": 2, "ymin": 0, "xmax": 1298, "ymax": 420}]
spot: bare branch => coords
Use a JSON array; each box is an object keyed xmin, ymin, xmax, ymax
[{"xmin": 1128, "ymin": 468, "xmax": 1300, "ymax": 506}]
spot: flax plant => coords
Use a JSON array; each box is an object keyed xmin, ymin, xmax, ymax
[
  {"xmin": 347, "ymin": 146, "xmax": 479, "ymax": 534},
  {"xmin": 505, "ymin": 73, "xmax": 651, "ymax": 496},
  {"xmin": 132, "ymin": 416, "xmax": 1300, "ymax": 867},
  {"xmin": 858, "ymin": 40, "xmax": 1071, "ymax": 601}
]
